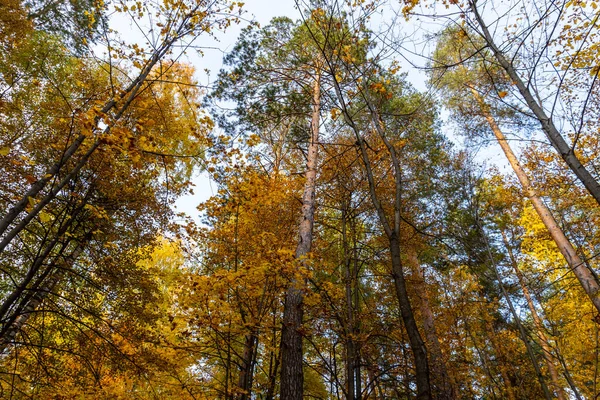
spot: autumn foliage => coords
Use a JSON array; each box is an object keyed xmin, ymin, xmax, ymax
[{"xmin": 1, "ymin": 0, "xmax": 600, "ymax": 399}]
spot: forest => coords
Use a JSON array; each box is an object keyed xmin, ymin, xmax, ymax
[{"xmin": 1, "ymin": 0, "xmax": 599, "ymax": 398}]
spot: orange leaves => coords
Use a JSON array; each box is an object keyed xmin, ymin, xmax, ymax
[{"xmin": 330, "ymin": 107, "xmax": 341, "ymax": 120}]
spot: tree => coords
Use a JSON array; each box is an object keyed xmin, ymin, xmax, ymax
[
  {"xmin": 431, "ymin": 25, "xmax": 600, "ymax": 318},
  {"xmin": 403, "ymin": 0, "xmax": 600, "ymax": 207}
]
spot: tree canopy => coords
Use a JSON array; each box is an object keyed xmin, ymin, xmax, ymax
[{"xmin": 1, "ymin": 0, "xmax": 600, "ymax": 399}]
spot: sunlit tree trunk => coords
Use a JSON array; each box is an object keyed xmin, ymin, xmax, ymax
[
  {"xmin": 501, "ymin": 231, "xmax": 569, "ymax": 400},
  {"xmin": 470, "ymin": 87, "xmax": 600, "ymax": 316},
  {"xmin": 469, "ymin": 0, "xmax": 600, "ymax": 207},
  {"xmin": 280, "ymin": 71, "xmax": 321, "ymax": 400}
]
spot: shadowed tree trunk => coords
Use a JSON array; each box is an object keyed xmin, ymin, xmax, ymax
[{"xmin": 405, "ymin": 246, "xmax": 456, "ymax": 399}]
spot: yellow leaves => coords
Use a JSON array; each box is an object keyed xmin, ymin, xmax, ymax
[
  {"xmin": 389, "ymin": 61, "xmax": 401, "ymax": 75},
  {"xmin": 330, "ymin": 107, "xmax": 341, "ymax": 120},
  {"xmin": 26, "ymin": 196, "xmax": 35, "ymax": 211},
  {"xmin": 0, "ymin": 146, "xmax": 9, "ymax": 156},
  {"xmin": 498, "ymin": 90, "xmax": 508, "ymax": 98},
  {"xmin": 246, "ymin": 133, "xmax": 260, "ymax": 147},
  {"xmin": 84, "ymin": 203, "xmax": 110, "ymax": 220},
  {"xmin": 370, "ymin": 81, "xmax": 386, "ymax": 94},
  {"xmin": 39, "ymin": 211, "xmax": 52, "ymax": 224}
]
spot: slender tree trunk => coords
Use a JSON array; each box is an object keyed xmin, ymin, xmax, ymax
[
  {"xmin": 265, "ymin": 322, "xmax": 280, "ymax": 400},
  {"xmin": 501, "ymin": 232, "xmax": 569, "ymax": 400},
  {"xmin": 364, "ymin": 354, "xmax": 383, "ymax": 400},
  {"xmin": 470, "ymin": 1, "xmax": 600, "ymax": 207},
  {"xmin": 352, "ymin": 217, "xmax": 362, "ymax": 400},
  {"xmin": 330, "ymin": 65, "xmax": 431, "ymax": 399},
  {"xmin": 0, "ymin": 213, "xmax": 77, "ymax": 325},
  {"xmin": 279, "ymin": 72, "xmax": 321, "ymax": 400},
  {"xmin": 470, "ymin": 87, "xmax": 600, "ymax": 316},
  {"xmin": 0, "ymin": 8, "xmax": 202, "ymax": 255},
  {"xmin": 342, "ymin": 205, "xmax": 357, "ymax": 400},
  {"xmin": 484, "ymin": 317, "xmax": 518, "ymax": 400},
  {"xmin": 389, "ymin": 237, "xmax": 431, "ymax": 400},
  {"xmin": 405, "ymin": 247, "xmax": 456, "ymax": 400},
  {"xmin": 480, "ymin": 236, "xmax": 553, "ymax": 400},
  {"xmin": 334, "ymin": 76, "xmax": 431, "ymax": 400}
]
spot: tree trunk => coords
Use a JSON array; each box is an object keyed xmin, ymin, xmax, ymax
[
  {"xmin": 342, "ymin": 205, "xmax": 359, "ymax": 400},
  {"xmin": 389, "ymin": 237, "xmax": 431, "ymax": 400},
  {"xmin": 0, "ymin": 10, "xmax": 197, "ymax": 255},
  {"xmin": 470, "ymin": 1, "xmax": 600, "ymax": 207},
  {"xmin": 236, "ymin": 332, "xmax": 258, "ymax": 400},
  {"xmin": 279, "ymin": 72, "xmax": 321, "ymax": 400},
  {"xmin": 482, "ymin": 239, "xmax": 553, "ymax": 400},
  {"xmin": 470, "ymin": 87, "xmax": 600, "ymax": 316},
  {"xmin": 265, "ymin": 322, "xmax": 280, "ymax": 400},
  {"xmin": 501, "ymin": 231, "xmax": 569, "ymax": 400},
  {"xmin": 0, "ymin": 238, "xmax": 87, "ymax": 354},
  {"xmin": 405, "ymin": 247, "xmax": 456, "ymax": 399},
  {"xmin": 484, "ymin": 317, "xmax": 518, "ymax": 400},
  {"xmin": 330, "ymin": 65, "xmax": 431, "ymax": 399}
]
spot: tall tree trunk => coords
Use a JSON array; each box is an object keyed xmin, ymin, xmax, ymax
[
  {"xmin": 484, "ymin": 317, "xmax": 517, "ymax": 400},
  {"xmin": 265, "ymin": 320, "xmax": 280, "ymax": 400},
  {"xmin": 279, "ymin": 72, "xmax": 321, "ymax": 400},
  {"xmin": 342, "ymin": 204, "xmax": 360, "ymax": 400},
  {"xmin": 330, "ymin": 73, "xmax": 432, "ymax": 399},
  {"xmin": 0, "ymin": 22, "xmax": 188, "ymax": 255},
  {"xmin": 351, "ymin": 215, "xmax": 362, "ymax": 400},
  {"xmin": 389, "ymin": 237, "xmax": 431, "ymax": 400},
  {"xmin": 363, "ymin": 353, "xmax": 383, "ymax": 400},
  {"xmin": 469, "ymin": 1, "xmax": 600, "ymax": 207},
  {"xmin": 501, "ymin": 231, "xmax": 569, "ymax": 400},
  {"xmin": 236, "ymin": 332, "xmax": 258, "ymax": 400},
  {"xmin": 405, "ymin": 247, "xmax": 456, "ymax": 400},
  {"xmin": 470, "ymin": 87, "xmax": 600, "ymax": 316},
  {"xmin": 481, "ymin": 235, "xmax": 553, "ymax": 400}
]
